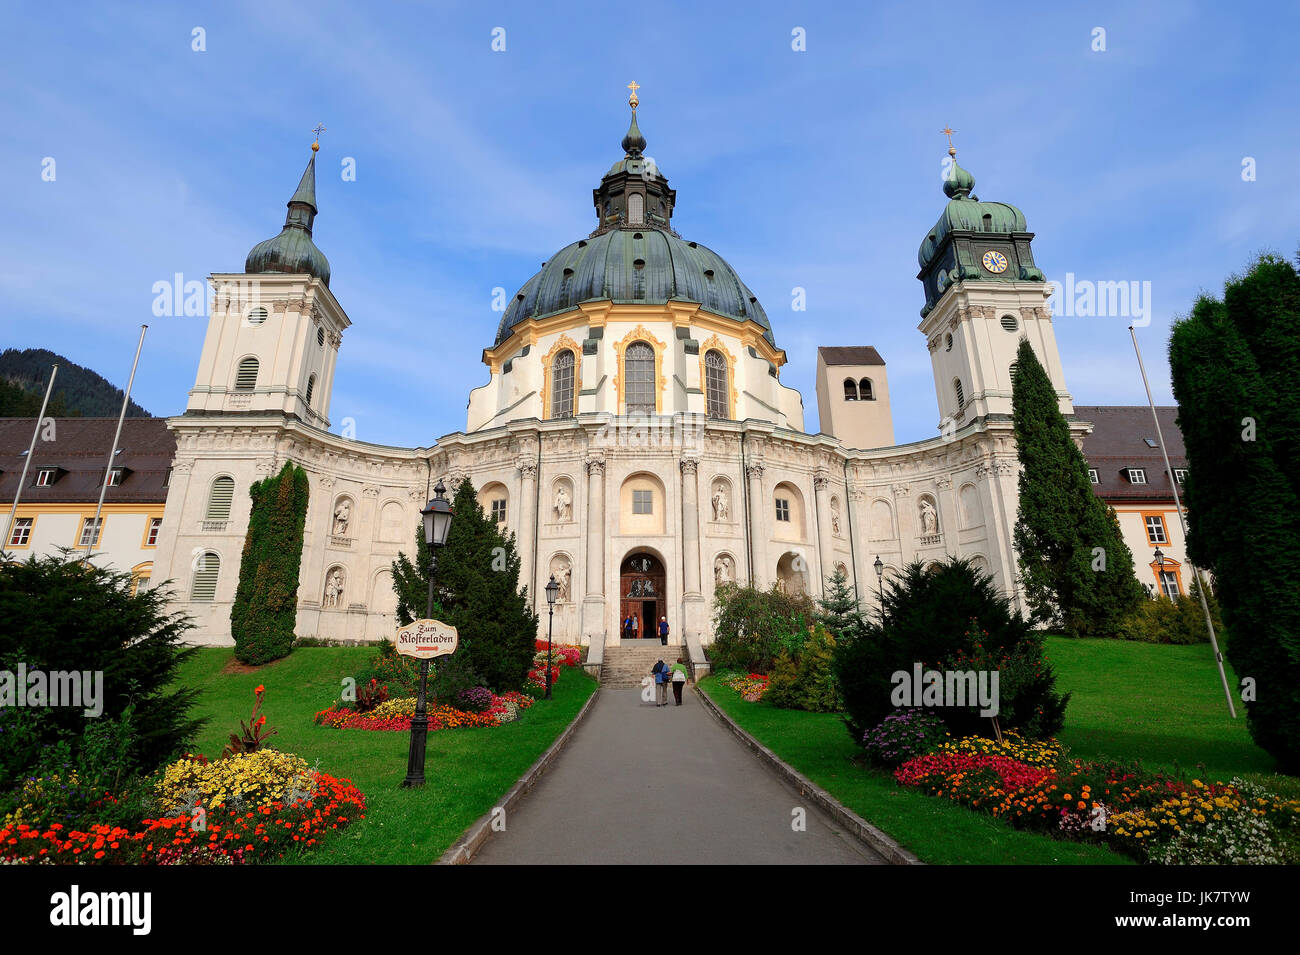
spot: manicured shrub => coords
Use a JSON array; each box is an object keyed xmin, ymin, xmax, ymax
[
  {"xmin": 1169, "ymin": 253, "xmax": 1300, "ymax": 772},
  {"xmin": 833, "ymin": 557, "xmax": 1069, "ymax": 743},
  {"xmin": 230, "ymin": 462, "xmax": 310, "ymax": 666},
  {"xmin": 0, "ymin": 552, "xmax": 203, "ymax": 785}
]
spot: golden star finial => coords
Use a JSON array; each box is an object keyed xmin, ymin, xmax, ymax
[
  {"xmin": 941, "ymin": 125, "xmax": 956, "ymax": 156},
  {"xmin": 627, "ymin": 81, "xmax": 640, "ymax": 109}
]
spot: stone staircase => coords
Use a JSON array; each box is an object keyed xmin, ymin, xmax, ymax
[{"xmin": 600, "ymin": 643, "xmax": 679, "ymax": 688}]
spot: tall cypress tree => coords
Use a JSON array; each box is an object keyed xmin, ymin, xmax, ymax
[
  {"xmin": 1170, "ymin": 254, "xmax": 1300, "ymax": 771},
  {"xmin": 392, "ymin": 478, "xmax": 538, "ymax": 691},
  {"xmin": 230, "ymin": 462, "xmax": 309, "ymax": 665},
  {"xmin": 1012, "ymin": 338, "xmax": 1144, "ymax": 636}
]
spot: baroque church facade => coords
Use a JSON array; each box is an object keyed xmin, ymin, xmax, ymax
[{"xmin": 151, "ymin": 95, "xmax": 1082, "ymax": 665}]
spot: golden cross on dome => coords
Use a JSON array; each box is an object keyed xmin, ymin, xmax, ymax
[
  {"xmin": 941, "ymin": 125, "xmax": 956, "ymax": 155},
  {"xmin": 627, "ymin": 81, "xmax": 640, "ymax": 109}
]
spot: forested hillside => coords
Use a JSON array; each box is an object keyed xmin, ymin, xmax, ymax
[{"xmin": 0, "ymin": 348, "xmax": 151, "ymax": 417}]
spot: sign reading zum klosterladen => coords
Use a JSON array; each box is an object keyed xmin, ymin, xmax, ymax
[{"xmin": 394, "ymin": 619, "xmax": 459, "ymax": 660}]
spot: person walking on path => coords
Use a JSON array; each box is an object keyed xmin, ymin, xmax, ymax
[
  {"xmin": 658, "ymin": 615, "xmax": 669, "ymax": 645},
  {"xmin": 670, "ymin": 657, "xmax": 688, "ymax": 705},
  {"xmin": 652, "ymin": 659, "xmax": 669, "ymax": 706},
  {"xmin": 622, "ymin": 614, "xmax": 633, "ymax": 642},
  {"xmin": 631, "ymin": 613, "xmax": 640, "ymax": 640}
]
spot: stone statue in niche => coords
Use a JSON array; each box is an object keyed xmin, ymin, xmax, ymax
[
  {"xmin": 332, "ymin": 499, "xmax": 351, "ymax": 536},
  {"xmin": 714, "ymin": 554, "xmax": 734, "ymax": 585},
  {"xmin": 712, "ymin": 484, "xmax": 729, "ymax": 522},
  {"xmin": 553, "ymin": 485, "xmax": 572, "ymax": 522},
  {"xmin": 919, "ymin": 499, "xmax": 938, "ymax": 536},
  {"xmin": 323, "ymin": 569, "xmax": 344, "ymax": 607},
  {"xmin": 552, "ymin": 558, "xmax": 571, "ymax": 602},
  {"xmin": 831, "ymin": 499, "xmax": 842, "ymax": 536}
]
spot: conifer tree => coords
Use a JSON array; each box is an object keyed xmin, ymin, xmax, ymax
[
  {"xmin": 1170, "ymin": 254, "xmax": 1300, "ymax": 771},
  {"xmin": 392, "ymin": 478, "xmax": 538, "ymax": 691},
  {"xmin": 230, "ymin": 462, "xmax": 309, "ymax": 665},
  {"xmin": 1011, "ymin": 338, "xmax": 1144, "ymax": 636},
  {"xmin": 817, "ymin": 566, "xmax": 863, "ymax": 640}
]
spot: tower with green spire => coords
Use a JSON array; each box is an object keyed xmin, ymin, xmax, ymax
[
  {"xmin": 915, "ymin": 133, "xmax": 1069, "ymax": 433},
  {"xmin": 182, "ymin": 141, "xmax": 351, "ymax": 429}
]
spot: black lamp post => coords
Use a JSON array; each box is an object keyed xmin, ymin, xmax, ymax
[
  {"xmin": 1153, "ymin": 546, "xmax": 1165, "ymax": 598},
  {"xmin": 544, "ymin": 574, "xmax": 559, "ymax": 700},
  {"xmin": 873, "ymin": 555, "xmax": 884, "ymax": 606},
  {"xmin": 402, "ymin": 480, "xmax": 453, "ymax": 789}
]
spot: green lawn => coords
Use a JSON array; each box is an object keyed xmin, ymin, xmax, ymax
[
  {"xmin": 175, "ymin": 647, "xmax": 596, "ymax": 864},
  {"xmin": 699, "ymin": 638, "xmax": 1285, "ymax": 865}
]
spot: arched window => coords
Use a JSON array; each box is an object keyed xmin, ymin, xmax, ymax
[
  {"xmin": 859, "ymin": 377, "xmax": 874, "ymax": 401},
  {"xmin": 705, "ymin": 350, "xmax": 729, "ymax": 419},
  {"xmin": 191, "ymin": 552, "xmax": 220, "ymax": 601},
  {"xmin": 305, "ymin": 374, "xmax": 316, "ymax": 406},
  {"xmin": 206, "ymin": 476, "xmax": 234, "ymax": 521},
  {"xmin": 628, "ymin": 193, "xmax": 644, "ymax": 224},
  {"xmin": 843, "ymin": 378, "xmax": 858, "ymax": 401},
  {"xmin": 551, "ymin": 350, "xmax": 575, "ymax": 419},
  {"xmin": 624, "ymin": 342, "xmax": 655, "ymax": 415},
  {"xmin": 953, "ymin": 378, "xmax": 966, "ymax": 410},
  {"xmin": 234, "ymin": 357, "xmax": 259, "ymax": 391}
]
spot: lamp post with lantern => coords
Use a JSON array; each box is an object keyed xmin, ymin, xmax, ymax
[
  {"xmin": 873, "ymin": 555, "xmax": 885, "ymax": 610},
  {"xmin": 401, "ymin": 480, "xmax": 453, "ymax": 789},
  {"xmin": 544, "ymin": 574, "xmax": 559, "ymax": 700}
]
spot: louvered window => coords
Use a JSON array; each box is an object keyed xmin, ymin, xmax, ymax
[
  {"xmin": 234, "ymin": 357, "xmax": 259, "ymax": 391},
  {"xmin": 305, "ymin": 374, "xmax": 316, "ymax": 406},
  {"xmin": 206, "ymin": 477, "xmax": 235, "ymax": 520},
  {"xmin": 843, "ymin": 379, "xmax": 858, "ymax": 401},
  {"xmin": 192, "ymin": 552, "xmax": 220, "ymax": 601},
  {"xmin": 624, "ymin": 342, "xmax": 655, "ymax": 415},
  {"xmin": 954, "ymin": 378, "xmax": 965, "ymax": 410},
  {"xmin": 859, "ymin": 378, "xmax": 874, "ymax": 401},
  {"xmin": 551, "ymin": 351, "xmax": 574, "ymax": 419},
  {"xmin": 705, "ymin": 350, "xmax": 729, "ymax": 419}
]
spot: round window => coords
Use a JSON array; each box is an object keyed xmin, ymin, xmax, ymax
[
  {"xmin": 247, "ymin": 306, "xmax": 268, "ymax": 325},
  {"xmin": 1000, "ymin": 314, "xmax": 1019, "ymax": 332}
]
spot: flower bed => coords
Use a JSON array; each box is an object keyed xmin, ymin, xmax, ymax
[
  {"xmin": 314, "ymin": 690, "xmax": 536, "ymax": 732},
  {"xmin": 891, "ymin": 732, "xmax": 1300, "ymax": 863},
  {"xmin": 718, "ymin": 672, "xmax": 770, "ymax": 702},
  {"xmin": 1, "ymin": 770, "xmax": 365, "ymax": 864}
]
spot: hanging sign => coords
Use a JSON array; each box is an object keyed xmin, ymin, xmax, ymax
[{"xmin": 394, "ymin": 619, "xmax": 459, "ymax": 660}]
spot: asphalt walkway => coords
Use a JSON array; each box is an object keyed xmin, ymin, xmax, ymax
[{"xmin": 472, "ymin": 686, "xmax": 884, "ymax": 864}]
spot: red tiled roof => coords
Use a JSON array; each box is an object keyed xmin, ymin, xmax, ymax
[
  {"xmin": 0, "ymin": 418, "xmax": 175, "ymax": 505},
  {"xmin": 1074, "ymin": 405, "xmax": 1186, "ymax": 503}
]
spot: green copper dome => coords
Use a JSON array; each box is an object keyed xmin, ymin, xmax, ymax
[
  {"xmin": 918, "ymin": 160, "xmax": 1028, "ymax": 272},
  {"xmin": 493, "ymin": 103, "xmax": 772, "ymax": 348},
  {"xmin": 246, "ymin": 150, "xmax": 331, "ymax": 286},
  {"xmin": 494, "ymin": 228, "xmax": 773, "ymax": 347}
]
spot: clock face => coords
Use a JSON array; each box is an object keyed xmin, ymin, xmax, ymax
[{"xmin": 981, "ymin": 250, "xmax": 1009, "ymax": 274}]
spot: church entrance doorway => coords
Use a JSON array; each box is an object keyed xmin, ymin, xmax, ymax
[{"xmin": 620, "ymin": 552, "xmax": 666, "ymax": 640}]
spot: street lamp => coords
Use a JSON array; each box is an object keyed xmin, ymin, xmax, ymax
[
  {"xmin": 873, "ymin": 555, "xmax": 884, "ymax": 607},
  {"xmin": 1153, "ymin": 546, "xmax": 1165, "ymax": 599},
  {"xmin": 403, "ymin": 480, "xmax": 453, "ymax": 789},
  {"xmin": 544, "ymin": 574, "xmax": 559, "ymax": 700}
]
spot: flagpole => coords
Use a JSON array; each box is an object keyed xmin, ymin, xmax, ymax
[
  {"xmin": 86, "ymin": 325, "xmax": 148, "ymax": 559},
  {"xmin": 2, "ymin": 364, "xmax": 58, "ymax": 555},
  {"xmin": 1128, "ymin": 324, "xmax": 1236, "ymax": 717}
]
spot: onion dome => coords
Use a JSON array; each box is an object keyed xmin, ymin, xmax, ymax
[
  {"xmin": 245, "ymin": 145, "xmax": 331, "ymax": 286},
  {"xmin": 916, "ymin": 138, "xmax": 1044, "ymax": 317},
  {"xmin": 493, "ymin": 86, "xmax": 772, "ymax": 348}
]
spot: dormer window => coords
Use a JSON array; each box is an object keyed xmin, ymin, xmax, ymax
[
  {"xmin": 1126, "ymin": 468, "xmax": 1147, "ymax": 485},
  {"xmin": 35, "ymin": 468, "xmax": 58, "ymax": 487},
  {"xmin": 1143, "ymin": 438, "xmax": 1158, "ymax": 448},
  {"xmin": 1173, "ymin": 468, "xmax": 1187, "ymax": 484},
  {"xmin": 106, "ymin": 467, "xmax": 128, "ymax": 487},
  {"xmin": 1088, "ymin": 469, "xmax": 1099, "ymax": 485}
]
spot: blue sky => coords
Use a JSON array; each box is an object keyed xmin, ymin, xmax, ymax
[{"xmin": 2, "ymin": 1, "xmax": 1298, "ymax": 447}]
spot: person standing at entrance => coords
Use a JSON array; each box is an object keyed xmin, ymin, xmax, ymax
[
  {"xmin": 670, "ymin": 658, "xmax": 688, "ymax": 705},
  {"xmin": 658, "ymin": 616, "xmax": 669, "ymax": 645},
  {"xmin": 631, "ymin": 613, "xmax": 640, "ymax": 640},
  {"xmin": 622, "ymin": 614, "xmax": 633, "ymax": 642}
]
